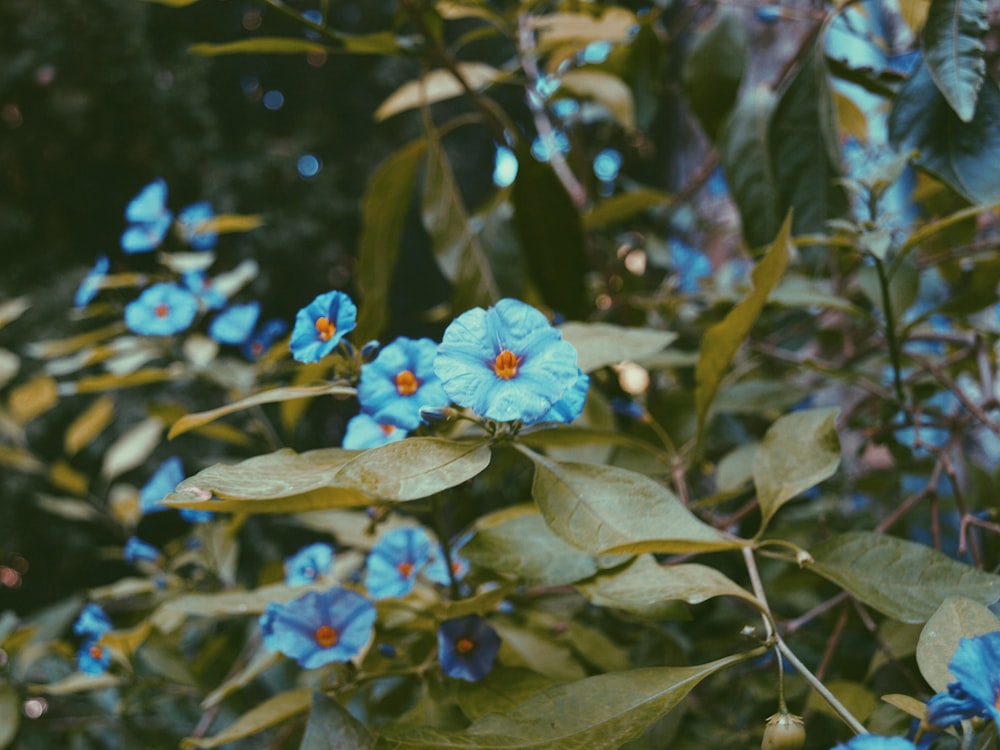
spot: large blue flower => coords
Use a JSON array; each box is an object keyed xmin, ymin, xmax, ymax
[
  {"xmin": 434, "ymin": 298, "xmax": 580, "ymax": 423},
  {"xmin": 290, "ymin": 290, "xmax": 357, "ymax": 363},
  {"xmin": 364, "ymin": 527, "xmax": 433, "ymax": 599},
  {"xmin": 125, "ymin": 283, "xmax": 198, "ymax": 336},
  {"xmin": 121, "ymin": 179, "xmax": 173, "ymax": 254},
  {"xmin": 831, "ymin": 737, "xmax": 917, "ymax": 750},
  {"xmin": 75, "ymin": 255, "xmax": 109, "ymax": 308},
  {"xmin": 140, "ymin": 456, "xmax": 185, "ymax": 514},
  {"xmin": 177, "ymin": 201, "xmax": 217, "ymax": 251},
  {"xmin": 342, "ymin": 413, "xmax": 407, "ymax": 450},
  {"xmin": 78, "ymin": 639, "xmax": 111, "ymax": 675},
  {"xmin": 438, "ymin": 615, "xmax": 500, "ymax": 682},
  {"xmin": 926, "ymin": 631, "xmax": 1000, "ymax": 727},
  {"xmin": 284, "ymin": 542, "xmax": 335, "ymax": 586},
  {"xmin": 73, "ymin": 603, "xmax": 112, "ymax": 638},
  {"xmin": 358, "ymin": 337, "xmax": 449, "ymax": 430},
  {"xmin": 260, "ymin": 588, "xmax": 376, "ymax": 669}
]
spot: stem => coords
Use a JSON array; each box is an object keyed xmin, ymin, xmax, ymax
[
  {"xmin": 742, "ymin": 547, "xmax": 868, "ymax": 735},
  {"xmin": 873, "ymin": 256, "xmax": 905, "ymax": 405}
]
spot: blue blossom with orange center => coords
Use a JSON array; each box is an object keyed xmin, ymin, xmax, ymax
[
  {"xmin": 358, "ymin": 337, "xmax": 449, "ymax": 431},
  {"xmin": 438, "ymin": 615, "xmax": 500, "ymax": 682},
  {"xmin": 830, "ymin": 737, "xmax": 917, "ymax": 750},
  {"xmin": 342, "ymin": 413, "xmax": 407, "ymax": 450},
  {"xmin": 260, "ymin": 587, "xmax": 376, "ymax": 668},
  {"xmin": 284, "ymin": 542, "xmax": 334, "ymax": 586},
  {"xmin": 242, "ymin": 319, "xmax": 288, "ymax": 361},
  {"xmin": 926, "ymin": 631, "xmax": 1000, "ymax": 727},
  {"xmin": 125, "ymin": 282, "xmax": 198, "ymax": 336},
  {"xmin": 77, "ymin": 639, "xmax": 111, "ymax": 675},
  {"xmin": 434, "ymin": 298, "xmax": 580, "ymax": 423},
  {"xmin": 73, "ymin": 603, "xmax": 112, "ymax": 638},
  {"xmin": 75, "ymin": 255, "xmax": 109, "ymax": 308},
  {"xmin": 121, "ymin": 179, "xmax": 173, "ymax": 254},
  {"xmin": 364, "ymin": 527, "xmax": 432, "ymax": 599},
  {"xmin": 177, "ymin": 201, "xmax": 217, "ymax": 251},
  {"xmin": 140, "ymin": 456, "xmax": 185, "ymax": 514},
  {"xmin": 290, "ymin": 290, "xmax": 357, "ymax": 363}
]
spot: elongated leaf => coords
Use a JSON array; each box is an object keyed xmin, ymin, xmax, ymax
[
  {"xmin": 583, "ymin": 189, "xmax": 673, "ymax": 230},
  {"xmin": 753, "ymin": 407, "xmax": 841, "ymax": 532},
  {"xmin": 142, "ymin": 0, "xmax": 200, "ymax": 5},
  {"xmin": 165, "ymin": 438, "xmax": 491, "ymax": 512},
  {"xmin": 807, "ymin": 532, "xmax": 1000, "ymax": 623},
  {"xmin": 182, "ymin": 688, "xmax": 313, "ymax": 749},
  {"xmin": 0, "ymin": 686, "xmax": 18, "ymax": 750},
  {"xmin": 195, "ymin": 213, "xmax": 265, "ymax": 235},
  {"xmin": 375, "ymin": 64, "xmax": 500, "ymax": 122},
  {"xmin": 421, "ymin": 130, "xmax": 499, "ymax": 313},
  {"xmin": 355, "ymin": 140, "xmax": 427, "ymax": 342},
  {"xmin": 579, "ymin": 555, "xmax": 761, "ymax": 619},
  {"xmin": 300, "ymin": 692, "xmax": 374, "ymax": 750},
  {"xmin": 682, "ymin": 9, "xmax": 747, "ymax": 141},
  {"xmin": 921, "ymin": 0, "xmax": 988, "ymax": 122},
  {"xmin": 168, "ymin": 384, "xmax": 356, "ymax": 439},
  {"xmin": 916, "ymin": 596, "xmax": 999, "ymax": 692},
  {"xmin": 454, "ymin": 668, "xmax": 559, "ymax": 722},
  {"xmin": 694, "ymin": 215, "xmax": 791, "ymax": 436},
  {"xmin": 189, "ymin": 38, "xmax": 332, "ymax": 56},
  {"xmin": 559, "ymin": 70, "xmax": 635, "ymax": 130},
  {"xmin": 30, "ymin": 673, "xmax": 123, "ymax": 695},
  {"xmin": 376, "ymin": 650, "xmax": 758, "ymax": 749},
  {"xmin": 558, "ymin": 322, "xmax": 677, "ymax": 372},
  {"xmin": 529, "ymin": 8, "xmax": 636, "ymax": 48},
  {"xmin": 8, "ymin": 375, "xmax": 58, "ymax": 425},
  {"xmin": 64, "ymin": 395, "xmax": 115, "ymax": 456},
  {"xmin": 202, "ymin": 650, "xmax": 282, "ymax": 709},
  {"xmin": 0, "ymin": 296, "xmax": 30, "ymax": 330},
  {"xmin": 889, "ymin": 61, "xmax": 1000, "ymax": 204},
  {"xmin": 521, "ymin": 447, "xmax": 742, "ymax": 555},
  {"xmin": 67, "ymin": 368, "xmax": 178, "ymax": 394},
  {"xmin": 101, "ymin": 417, "xmax": 164, "ymax": 481},
  {"xmin": 462, "ymin": 506, "xmax": 600, "ymax": 586}
]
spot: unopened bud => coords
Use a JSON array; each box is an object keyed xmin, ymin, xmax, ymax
[{"xmin": 762, "ymin": 712, "xmax": 805, "ymax": 750}]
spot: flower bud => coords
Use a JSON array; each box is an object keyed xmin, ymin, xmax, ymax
[{"xmin": 762, "ymin": 712, "xmax": 805, "ymax": 750}]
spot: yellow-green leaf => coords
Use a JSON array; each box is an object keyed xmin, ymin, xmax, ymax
[
  {"xmin": 64, "ymin": 395, "xmax": 115, "ymax": 456},
  {"xmin": 8, "ymin": 376, "xmax": 58, "ymax": 425},
  {"xmin": 374, "ymin": 64, "xmax": 500, "ymax": 122},
  {"xmin": 189, "ymin": 38, "xmax": 332, "ymax": 57},
  {"xmin": 559, "ymin": 70, "xmax": 635, "ymax": 130}
]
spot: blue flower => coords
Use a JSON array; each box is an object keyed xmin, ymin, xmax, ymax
[
  {"xmin": 831, "ymin": 737, "xmax": 917, "ymax": 750},
  {"xmin": 140, "ymin": 456, "xmax": 185, "ymax": 514},
  {"xmin": 121, "ymin": 179, "xmax": 173, "ymax": 254},
  {"xmin": 125, "ymin": 283, "xmax": 198, "ymax": 336},
  {"xmin": 290, "ymin": 290, "xmax": 357, "ymax": 363},
  {"xmin": 75, "ymin": 255, "xmax": 109, "ymax": 308},
  {"xmin": 77, "ymin": 639, "xmax": 111, "ymax": 675},
  {"xmin": 438, "ymin": 615, "xmax": 500, "ymax": 682},
  {"xmin": 425, "ymin": 538, "xmax": 470, "ymax": 586},
  {"xmin": 177, "ymin": 201, "xmax": 217, "ymax": 251},
  {"xmin": 124, "ymin": 537, "xmax": 160, "ymax": 564},
  {"xmin": 342, "ymin": 413, "xmax": 408, "ymax": 450},
  {"xmin": 241, "ymin": 319, "xmax": 288, "ymax": 361},
  {"xmin": 284, "ymin": 542, "xmax": 335, "ymax": 586},
  {"xmin": 434, "ymin": 298, "xmax": 581, "ymax": 423},
  {"xmin": 358, "ymin": 337, "xmax": 449, "ymax": 431},
  {"xmin": 926, "ymin": 631, "xmax": 1000, "ymax": 727},
  {"xmin": 180, "ymin": 508, "xmax": 214, "ymax": 523},
  {"xmin": 260, "ymin": 587, "xmax": 376, "ymax": 668},
  {"xmin": 209, "ymin": 302, "xmax": 261, "ymax": 345},
  {"xmin": 669, "ymin": 239, "xmax": 712, "ymax": 293},
  {"xmin": 73, "ymin": 603, "xmax": 112, "ymax": 638},
  {"xmin": 364, "ymin": 527, "xmax": 432, "ymax": 599},
  {"xmin": 182, "ymin": 271, "xmax": 228, "ymax": 310}
]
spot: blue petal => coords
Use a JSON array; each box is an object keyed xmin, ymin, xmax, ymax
[
  {"xmin": 364, "ymin": 527, "xmax": 432, "ymax": 599},
  {"xmin": 539, "ymin": 370, "xmax": 589, "ymax": 423},
  {"xmin": 124, "ymin": 537, "xmax": 160, "ymax": 564},
  {"xmin": 73, "ymin": 603, "xmax": 112, "ymax": 638},
  {"xmin": 831, "ymin": 737, "xmax": 917, "ymax": 750},
  {"xmin": 121, "ymin": 216, "xmax": 172, "ymax": 254},
  {"xmin": 342, "ymin": 413, "xmax": 407, "ymax": 450},
  {"xmin": 125, "ymin": 283, "xmax": 198, "ymax": 336},
  {"xmin": 178, "ymin": 201, "xmax": 217, "ymax": 251},
  {"xmin": 209, "ymin": 302, "xmax": 261, "ymax": 345},
  {"xmin": 140, "ymin": 456, "xmax": 185, "ymax": 513},
  {"xmin": 125, "ymin": 179, "xmax": 169, "ymax": 223},
  {"xmin": 284, "ymin": 543, "xmax": 335, "ymax": 586},
  {"xmin": 75, "ymin": 256, "xmax": 109, "ymax": 308},
  {"xmin": 438, "ymin": 615, "xmax": 501, "ymax": 682},
  {"xmin": 945, "ymin": 632, "xmax": 1000, "ymax": 722},
  {"xmin": 242, "ymin": 319, "xmax": 288, "ymax": 361}
]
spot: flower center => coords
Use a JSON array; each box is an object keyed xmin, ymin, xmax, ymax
[
  {"xmin": 397, "ymin": 561, "xmax": 414, "ymax": 578},
  {"xmin": 493, "ymin": 349, "xmax": 520, "ymax": 380},
  {"xmin": 380, "ymin": 424, "xmax": 396, "ymax": 436},
  {"xmin": 455, "ymin": 637, "xmax": 476, "ymax": 655},
  {"xmin": 154, "ymin": 303, "xmax": 170, "ymax": 318},
  {"xmin": 315, "ymin": 625, "xmax": 339, "ymax": 648},
  {"xmin": 395, "ymin": 370, "xmax": 419, "ymax": 396},
  {"xmin": 251, "ymin": 341, "xmax": 264, "ymax": 357},
  {"xmin": 89, "ymin": 644, "xmax": 105, "ymax": 660},
  {"xmin": 315, "ymin": 316, "xmax": 337, "ymax": 342},
  {"xmin": 302, "ymin": 566, "xmax": 316, "ymax": 580}
]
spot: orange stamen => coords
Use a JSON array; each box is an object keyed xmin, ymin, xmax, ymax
[
  {"xmin": 154, "ymin": 303, "xmax": 170, "ymax": 318},
  {"xmin": 89, "ymin": 644, "xmax": 104, "ymax": 660},
  {"xmin": 315, "ymin": 625, "xmax": 339, "ymax": 648},
  {"xmin": 380, "ymin": 424, "xmax": 396, "ymax": 436},
  {"xmin": 493, "ymin": 349, "xmax": 520, "ymax": 380},
  {"xmin": 315, "ymin": 316, "xmax": 337, "ymax": 342},
  {"xmin": 397, "ymin": 561, "xmax": 414, "ymax": 578},
  {"xmin": 455, "ymin": 637, "xmax": 475, "ymax": 655},
  {"xmin": 395, "ymin": 370, "xmax": 419, "ymax": 396}
]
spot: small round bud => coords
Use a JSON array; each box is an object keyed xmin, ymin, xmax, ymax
[{"xmin": 762, "ymin": 712, "xmax": 805, "ymax": 750}]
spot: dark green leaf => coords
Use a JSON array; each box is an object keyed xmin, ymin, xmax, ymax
[
  {"xmin": 453, "ymin": 668, "xmax": 559, "ymax": 722},
  {"xmin": 299, "ymin": 692, "xmax": 375, "ymax": 750},
  {"xmin": 921, "ymin": 0, "xmax": 988, "ymax": 122},
  {"xmin": 807, "ymin": 532, "xmax": 1000, "ymax": 623},
  {"xmin": 889, "ymin": 61, "xmax": 1000, "ymax": 204},
  {"xmin": 355, "ymin": 140, "xmax": 427, "ymax": 342},
  {"xmin": 682, "ymin": 9, "xmax": 747, "ymax": 140},
  {"xmin": 0, "ymin": 687, "xmax": 19, "ymax": 750},
  {"xmin": 916, "ymin": 596, "xmax": 1000, "ymax": 692}
]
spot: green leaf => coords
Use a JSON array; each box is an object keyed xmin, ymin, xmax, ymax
[
  {"xmin": 142, "ymin": 0, "xmax": 200, "ymax": 5},
  {"xmin": 579, "ymin": 555, "xmax": 760, "ymax": 620},
  {"xmin": 806, "ymin": 532, "xmax": 1000, "ymax": 623},
  {"xmin": 558, "ymin": 322, "xmax": 677, "ymax": 372},
  {"xmin": 30, "ymin": 673, "xmax": 123, "ymax": 695},
  {"xmin": 681, "ymin": 9, "xmax": 747, "ymax": 141},
  {"xmin": 511, "ymin": 145, "xmax": 588, "ymax": 320},
  {"xmin": 921, "ymin": 0, "xmax": 988, "ymax": 122},
  {"xmin": 462, "ymin": 505, "xmax": 600, "ymax": 586},
  {"xmin": 559, "ymin": 70, "xmax": 635, "ymax": 130},
  {"xmin": 182, "ymin": 688, "xmax": 313, "ymax": 749},
  {"xmin": 0, "ymin": 686, "xmax": 19, "ymax": 750},
  {"xmin": 421, "ymin": 131, "xmax": 500, "ymax": 313},
  {"xmin": 805, "ymin": 680, "xmax": 878, "ymax": 724},
  {"xmin": 521, "ymin": 447, "xmax": 744, "ymax": 555},
  {"xmin": 189, "ymin": 38, "xmax": 333, "ymax": 56},
  {"xmin": 694, "ymin": 215, "xmax": 792, "ymax": 437},
  {"xmin": 583, "ymin": 189, "xmax": 673, "ymax": 230},
  {"xmin": 453, "ymin": 668, "xmax": 559, "ymax": 722},
  {"xmin": 889, "ymin": 61, "xmax": 1000, "ymax": 204},
  {"xmin": 375, "ymin": 64, "xmax": 501, "ymax": 121},
  {"xmin": 753, "ymin": 407, "xmax": 841, "ymax": 533},
  {"xmin": 376, "ymin": 650, "xmax": 759, "ymax": 749},
  {"xmin": 768, "ymin": 48, "xmax": 849, "ymax": 238},
  {"xmin": 299, "ymin": 692, "xmax": 375, "ymax": 750},
  {"xmin": 355, "ymin": 140, "xmax": 428, "ymax": 343},
  {"xmin": 164, "ymin": 438, "xmax": 491, "ymax": 512},
  {"xmin": 711, "ymin": 379, "xmax": 808, "ymax": 417},
  {"xmin": 916, "ymin": 596, "xmax": 1000, "ymax": 692},
  {"xmin": 719, "ymin": 86, "xmax": 781, "ymax": 248}
]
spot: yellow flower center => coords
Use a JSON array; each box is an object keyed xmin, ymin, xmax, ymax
[
  {"xmin": 315, "ymin": 316, "xmax": 337, "ymax": 341},
  {"xmin": 455, "ymin": 637, "xmax": 476, "ymax": 655},
  {"xmin": 493, "ymin": 349, "xmax": 520, "ymax": 380},
  {"xmin": 315, "ymin": 625, "xmax": 339, "ymax": 648},
  {"xmin": 395, "ymin": 370, "xmax": 419, "ymax": 396}
]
